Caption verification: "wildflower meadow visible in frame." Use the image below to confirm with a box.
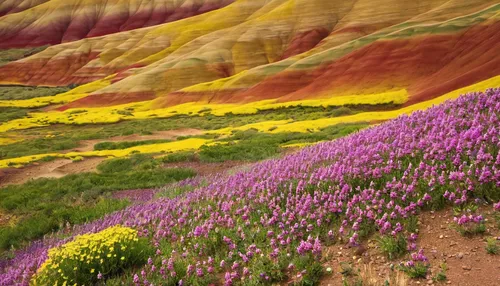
[1,89,500,285]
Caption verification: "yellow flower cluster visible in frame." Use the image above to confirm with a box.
[33,225,140,285]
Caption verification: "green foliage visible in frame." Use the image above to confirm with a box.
[4,103,370,160]
[0,46,49,66]
[199,124,367,163]
[377,235,408,260]
[96,154,157,173]
[0,198,128,252]
[340,262,355,277]
[161,151,197,163]
[486,237,499,255]
[0,107,32,123]
[297,260,324,286]
[0,155,196,251]
[400,262,428,279]
[455,222,486,237]
[0,85,71,100]
[94,139,172,151]
[0,136,79,159]
[494,213,500,230]
[433,263,447,282]
[199,139,280,163]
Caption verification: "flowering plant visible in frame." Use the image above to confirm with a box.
[399,249,429,278]
[2,89,500,285]
[32,225,152,285]
[453,214,486,236]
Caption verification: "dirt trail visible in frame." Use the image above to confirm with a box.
[69,128,203,152]
[0,157,105,187]
[0,129,204,187]
[320,208,500,286]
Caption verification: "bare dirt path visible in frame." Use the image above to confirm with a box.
[0,157,105,187]
[0,128,204,187]
[320,208,500,286]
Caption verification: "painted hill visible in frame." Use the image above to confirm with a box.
[0,0,233,48]
[0,0,48,17]
[0,0,498,114]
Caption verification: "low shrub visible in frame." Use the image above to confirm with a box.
[0,156,196,250]
[453,214,486,236]
[377,234,407,260]
[32,225,153,285]
[94,139,172,151]
[485,238,499,255]
[161,151,197,163]
[399,250,429,279]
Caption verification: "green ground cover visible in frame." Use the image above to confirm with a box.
[0,46,48,67]
[1,104,389,159]
[0,154,196,252]
[0,86,72,100]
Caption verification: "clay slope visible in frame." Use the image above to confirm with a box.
[0,0,49,17]
[0,0,499,109]
[0,0,233,48]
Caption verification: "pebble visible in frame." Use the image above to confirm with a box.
[462,265,472,271]
[457,252,464,259]
[449,242,457,246]
[439,235,444,239]
[427,280,433,285]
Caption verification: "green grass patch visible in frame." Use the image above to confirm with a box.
[199,123,367,163]
[0,154,196,251]
[0,136,79,159]
[0,107,31,123]
[93,139,172,151]
[0,85,72,100]
[161,151,197,163]
[377,234,408,260]
[0,46,48,66]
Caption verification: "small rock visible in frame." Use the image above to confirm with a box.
[457,252,464,259]
[427,280,433,285]
[447,281,451,284]
[355,246,367,255]
[449,242,457,246]
[462,265,472,271]
[439,235,444,239]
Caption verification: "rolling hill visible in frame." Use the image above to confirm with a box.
[0,0,497,112]
[1,1,500,285]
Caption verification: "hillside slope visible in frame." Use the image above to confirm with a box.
[0,0,233,48]
[0,0,498,114]
[2,88,499,285]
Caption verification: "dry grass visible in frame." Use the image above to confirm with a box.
[358,262,409,286]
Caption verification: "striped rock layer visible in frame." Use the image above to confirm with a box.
[0,0,499,110]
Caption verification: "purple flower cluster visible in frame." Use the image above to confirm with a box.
[453,214,484,226]
[405,249,429,268]
[494,201,500,211]
[2,89,500,285]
